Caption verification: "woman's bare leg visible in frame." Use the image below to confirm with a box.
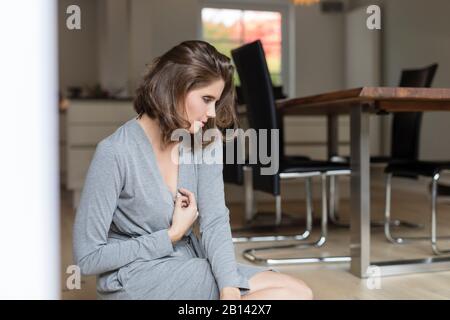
[241,287,309,300]
[241,271,313,300]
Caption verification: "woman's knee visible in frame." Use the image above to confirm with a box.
[290,281,313,300]
[276,275,313,300]
[252,271,313,300]
[268,285,313,300]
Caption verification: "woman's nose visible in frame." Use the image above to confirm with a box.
[206,103,216,118]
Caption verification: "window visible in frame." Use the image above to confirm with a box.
[202,7,283,86]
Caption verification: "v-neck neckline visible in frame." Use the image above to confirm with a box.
[133,117,181,204]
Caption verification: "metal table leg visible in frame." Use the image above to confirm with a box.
[350,103,371,278]
[349,103,450,278]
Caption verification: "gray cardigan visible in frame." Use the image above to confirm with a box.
[72,117,273,299]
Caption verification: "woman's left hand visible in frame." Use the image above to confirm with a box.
[220,287,241,300]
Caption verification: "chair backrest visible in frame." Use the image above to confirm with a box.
[231,40,279,132]
[231,40,281,195]
[391,63,438,160]
[223,136,244,185]
[398,63,438,88]
[235,85,287,105]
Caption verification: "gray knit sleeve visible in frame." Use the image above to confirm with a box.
[72,139,174,276]
[197,132,248,292]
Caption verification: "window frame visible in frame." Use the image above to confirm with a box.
[198,0,295,97]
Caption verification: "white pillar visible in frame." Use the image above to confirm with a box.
[0,0,60,299]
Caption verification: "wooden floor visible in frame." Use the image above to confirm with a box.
[61,178,450,300]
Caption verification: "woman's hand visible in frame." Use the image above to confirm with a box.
[220,287,241,300]
[168,187,198,243]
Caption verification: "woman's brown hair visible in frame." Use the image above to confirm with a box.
[133,40,239,149]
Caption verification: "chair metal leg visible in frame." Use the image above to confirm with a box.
[243,166,307,228]
[243,166,256,224]
[328,174,349,227]
[332,174,340,218]
[327,156,422,229]
[329,171,423,229]
[305,177,313,233]
[242,174,351,265]
[431,173,450,255]
[232,176,314,243]
[384,173,399,243]
[385,172,450,247]
[275,195,282,226]
[328,156,345,227]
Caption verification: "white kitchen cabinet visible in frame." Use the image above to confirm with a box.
[65,99,135,208]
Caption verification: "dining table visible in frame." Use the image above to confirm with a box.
[274,86,450,278]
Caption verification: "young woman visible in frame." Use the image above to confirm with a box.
[73,40,313,300]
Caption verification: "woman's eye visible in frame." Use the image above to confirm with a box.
[203,97,212,103]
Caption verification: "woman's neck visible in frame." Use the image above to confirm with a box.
[138,114,175,152]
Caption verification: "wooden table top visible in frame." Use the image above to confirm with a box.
[276,87,450,115]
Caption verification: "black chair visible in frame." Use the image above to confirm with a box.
[379,63,450,254]
[330,63,439,228]
[387,63,438,165]
[222,130,255,227]
[222,105,245,188]
[230,40,351,265]
[384,161,450,255]
[380,65,450,255]
[223,137,244,185]
[235,85,287,105]
[222,105,310,229]
[231,66,310,229]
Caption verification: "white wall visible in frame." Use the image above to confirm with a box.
[129,0,155,93]
[345,6,381,88]
[58,0,98,94]
[97,0,130,96]
[350,0,450,160]
[294,3,346,96]
[384,0,450,161]
[128,0,200,92]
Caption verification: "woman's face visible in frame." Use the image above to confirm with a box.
[183,79,225,134]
